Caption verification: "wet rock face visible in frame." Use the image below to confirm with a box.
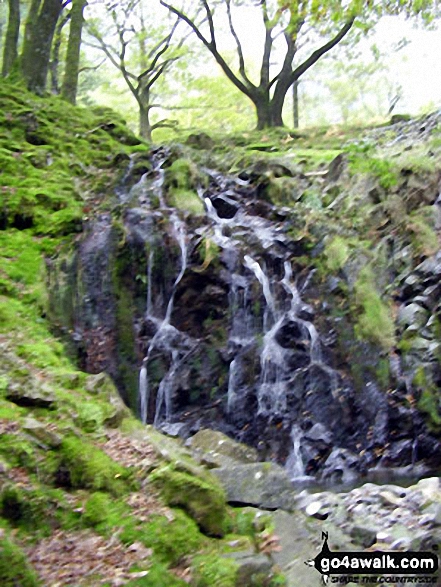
[48,147,441,480]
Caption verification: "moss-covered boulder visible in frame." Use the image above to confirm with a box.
[57,435,133,495]
[149,463,228,536]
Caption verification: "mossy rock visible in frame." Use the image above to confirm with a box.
[58,435,133,496]
[149,464,228,536]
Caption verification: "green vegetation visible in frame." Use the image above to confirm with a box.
[0,535,41,587]
[353,267,396,350]
[149,464,228,536]
[165,158,206,214]
[59,435,134,495]
[1,53,441,584]
[324,236,351,272]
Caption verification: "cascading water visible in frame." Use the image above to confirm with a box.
[58,144,440,482]
[135,156,194,425]
[128,154,356,476]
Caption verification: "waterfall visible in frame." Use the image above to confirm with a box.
[138,165,190,424]
[132,154,346,474]
[285,425,308,480]
[139,359,149,425]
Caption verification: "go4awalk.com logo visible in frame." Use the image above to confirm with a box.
[305,532,439,584]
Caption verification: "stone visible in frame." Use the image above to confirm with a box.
[22,417,62,448]
[84,372,130,428]
[185,132,215,150]
[269,509,324,587]
[397,303,429,329]
[85,372,116,395]
[6,381,56,409]
[224,551,273,586]
[319,448,359,485]
[304,423,333,445]
[275,318,309,350]
[188,429,258,468]
[379,490,403,508]
[349,524,377,548]
[149,464,228,536]
[326,153,346,183]
[212,462,297,510]
[413,477,441,504]
[211,194,239,219]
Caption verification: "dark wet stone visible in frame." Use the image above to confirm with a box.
[326,153,346,183]
[275,319,309,350]
[319,448,360,484]
[211,194,239,219]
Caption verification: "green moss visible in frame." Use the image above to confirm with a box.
[75,401,108,433]
[413,367,441,428]
[407,208,439,257]
[117,509,203,566]
[0,433,37,470]
[164,158,206,214]
[349,152,398,190]
[59,435,134,495]
[170,188,205,214]
[192,554,238,587]
[265,176,298,205]
[82,491,131,533]
[353,267,395,350]
[324,236,350,272]
[418,388,441,428]
[196,237,220,272]
[125,563,188,586]
[149,464,228,536]
[0,536,40,587]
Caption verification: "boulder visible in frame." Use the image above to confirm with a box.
[185,132,215,150]
[84,372,130,427]
[22,417,62,448]
[187,429,259,468]
[149,464,228,536]
[212,462,297,510]
[6,381,56,409]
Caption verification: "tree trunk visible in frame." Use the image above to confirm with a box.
[21,0,63,94]
[61,0,87,104]
[50,11,70,94]
[293,81,299,128]
[255,99,285,129]
[21,0,42,64]
[139,104,152,141]
[2,0,20,77]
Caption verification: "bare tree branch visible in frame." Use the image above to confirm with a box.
[290,17,355,85]
[225,0,250,86]
[160,0,256,98]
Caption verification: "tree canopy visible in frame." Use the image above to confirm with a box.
[1,0,440,134]
[160,0,441,128]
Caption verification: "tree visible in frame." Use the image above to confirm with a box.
[160,0,441,129]
[86,0,188,140]
[61,0,88,103]
[2,0,20,77]
[50,9,71,93]
[21,0,65,93]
